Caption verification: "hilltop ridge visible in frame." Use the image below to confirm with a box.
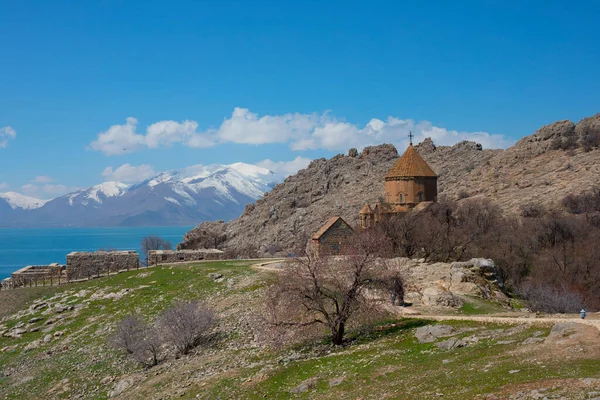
[180,113,600,254]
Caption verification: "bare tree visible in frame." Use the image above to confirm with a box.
[264,229,392,346]
[109,314,146,354]
[141,236,172,265]
[132,325,165,367]
[157,301,215,356]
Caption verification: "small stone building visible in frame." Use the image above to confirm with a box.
[309,216,354,254]
[148,249,224,266]
[66,251,139,280]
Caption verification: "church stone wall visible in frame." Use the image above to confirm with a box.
[66,251,139,280]
[385,177,437,205]
[148,249,224,266]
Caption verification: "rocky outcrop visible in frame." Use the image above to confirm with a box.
[395,257,507,308]
[180,113,600,255]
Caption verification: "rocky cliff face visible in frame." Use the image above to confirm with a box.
[180,113,600,254]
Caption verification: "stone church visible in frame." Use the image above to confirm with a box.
[310,139,438,254]
[360,140,438,228]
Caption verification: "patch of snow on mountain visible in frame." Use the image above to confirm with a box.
[148,171,180,187]
[68,193,79,206]
[188,168,268,204]
[171,184,197,206]
[0,192,47,210]
[164,197,182,206]
[227,162,277,185]
[86,182,128,204]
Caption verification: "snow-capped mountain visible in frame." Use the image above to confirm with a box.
[0,192,47,210]
[0,163,278,227]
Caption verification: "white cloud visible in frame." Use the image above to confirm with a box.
[0,182,8,190]
[215,107,320,145]
[43,184,80,196]
[256,156,312,181]
[21,183,81,199]
[90,118,214,155]
[0,126,16,148]
[89,117,146,156]
[90,109,513,156]
[34,176,53,183]
[101,163,156,183]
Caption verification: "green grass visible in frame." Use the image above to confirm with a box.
[194,320,599,400]
[2,261,600,400]
[458,295,508,315]
[0,260,259,400]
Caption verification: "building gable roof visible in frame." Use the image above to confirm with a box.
[385,144,437,179]
[360,203,374,214]
[312,216,353,240]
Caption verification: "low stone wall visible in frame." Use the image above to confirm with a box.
[66,251,139,280]
[9,264,66,287]
[148,249,224,266]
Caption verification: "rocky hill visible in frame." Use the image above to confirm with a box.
[179,113,600,254]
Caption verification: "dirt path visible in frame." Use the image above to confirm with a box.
[402,312,600,332]
[251,259,288,271]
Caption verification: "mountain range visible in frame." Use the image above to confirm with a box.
[0,163,276,227]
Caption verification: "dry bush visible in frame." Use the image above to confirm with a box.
[263,229,392,346]
[132,325,165,367]
[157,301,215,356]
[109,314,146,354]
[377,214,419,258]
[520,202,545,218]
[519,283,584,313]
[141,235,172,265]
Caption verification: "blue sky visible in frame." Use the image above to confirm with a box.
[1,0,599,199]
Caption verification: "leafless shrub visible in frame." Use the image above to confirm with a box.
[109,314,146,354]
[131,325,165,367]
[520,202,545,218]
[519,282,584,313]
[141,236,172,265]
[157,301,215,356]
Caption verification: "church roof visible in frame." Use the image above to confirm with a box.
[312,216,352,240]
[359,204,374,214]
[385,144,437,179]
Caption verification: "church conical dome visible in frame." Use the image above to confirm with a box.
[385,144,436,179]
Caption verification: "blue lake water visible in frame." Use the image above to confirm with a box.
[0,226,193,280]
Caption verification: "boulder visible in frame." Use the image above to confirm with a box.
[422,286,462,308]
[415,325,454,343]
[109,377,135,398]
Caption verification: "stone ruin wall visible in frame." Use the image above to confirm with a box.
[148,249,224,266]
[66,251,139,280]
[5,264,66,288]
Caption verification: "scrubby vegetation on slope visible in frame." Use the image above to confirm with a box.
[1,260,600,399]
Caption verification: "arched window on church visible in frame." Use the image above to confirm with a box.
[398,193,403,203]
[417,192,423,202]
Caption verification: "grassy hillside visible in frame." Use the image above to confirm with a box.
[1,261,599,399]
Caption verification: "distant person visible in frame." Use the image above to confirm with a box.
[580,309,586,319]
